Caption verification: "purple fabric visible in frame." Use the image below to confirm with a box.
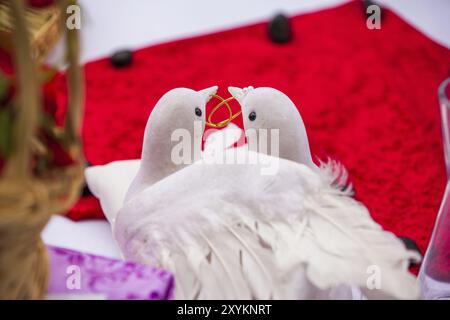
[47,245,174,299]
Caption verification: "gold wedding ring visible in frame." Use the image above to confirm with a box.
[206,94,241,128]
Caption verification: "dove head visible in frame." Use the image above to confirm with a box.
[126,86,217,201]
[228,86,315,168]
[148,87,215,138]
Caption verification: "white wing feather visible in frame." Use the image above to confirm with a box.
[114,150,420,299]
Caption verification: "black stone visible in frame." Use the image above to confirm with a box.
[362,0,383,18]
[398,236,421,267]
[398,236,420,253]
[268,14,292,44]
[111,49,133,68]
[81,161,93,197]
[81,183,92,197]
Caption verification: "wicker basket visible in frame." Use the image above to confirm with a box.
[0,2,62,61]
[0,0,84,300]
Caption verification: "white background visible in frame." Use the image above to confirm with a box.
[43,0,450,258]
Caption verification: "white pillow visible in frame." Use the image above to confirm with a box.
[85,160,140,225]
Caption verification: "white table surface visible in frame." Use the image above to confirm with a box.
[42,0,450,258]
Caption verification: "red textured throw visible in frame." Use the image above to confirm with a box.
[61,2,450,258]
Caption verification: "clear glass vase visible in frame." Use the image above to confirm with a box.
[419,78,450,299]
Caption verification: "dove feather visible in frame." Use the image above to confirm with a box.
[115,154,420,299]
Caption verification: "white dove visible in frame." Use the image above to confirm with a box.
[113,86,420,300]
[124,86,218,204]
[228,86,316,169]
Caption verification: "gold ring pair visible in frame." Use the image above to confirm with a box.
[206,95,241,128]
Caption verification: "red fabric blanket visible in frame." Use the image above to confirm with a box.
[64,1,450,256]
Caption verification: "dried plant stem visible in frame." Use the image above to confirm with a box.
[0,0,84,300]
[60,0,84,148]
[6,0,41,181]
[0,0,49,300]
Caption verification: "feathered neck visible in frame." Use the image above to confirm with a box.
[124,108,202,202]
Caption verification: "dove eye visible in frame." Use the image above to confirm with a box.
[195,107,202,117]
[248,111,256,121]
